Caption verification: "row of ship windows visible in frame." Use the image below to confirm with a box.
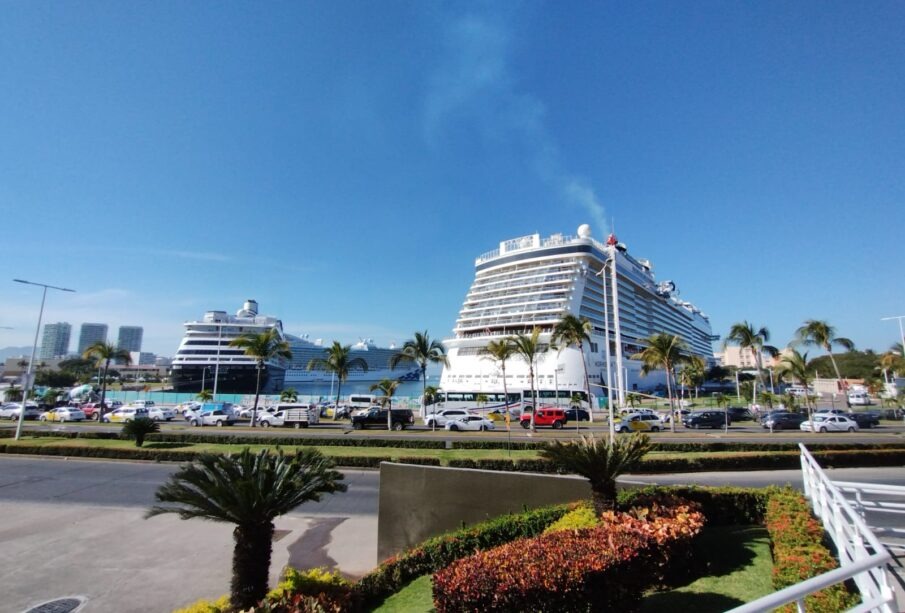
[176,349,247,356]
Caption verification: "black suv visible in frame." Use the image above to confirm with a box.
[683,410,730,429]
[845,412,880,429]
[351,408,415,431]
[761,411,806,430]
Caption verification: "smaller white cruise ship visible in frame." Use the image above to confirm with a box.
[283,336,422,384]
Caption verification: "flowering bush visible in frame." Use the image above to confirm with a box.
[432,499,704,612]
[765,489,858,612]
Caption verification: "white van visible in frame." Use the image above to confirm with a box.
[348,394,377,409]
[847,391,872,406]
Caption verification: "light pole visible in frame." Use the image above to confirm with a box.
[212,323,223,400]
[12,279,75,440]
[596,259,615,443]
[201,366,212,394]
[882,316,905,358]
[606,235,626,407]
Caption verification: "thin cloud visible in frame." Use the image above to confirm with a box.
[424,11,610,235]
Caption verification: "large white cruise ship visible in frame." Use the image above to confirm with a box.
[439,224,715,407]
[283,336,422,384]
[170,300,289,394]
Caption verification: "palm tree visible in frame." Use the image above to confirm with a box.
[280,387,299,403]
[389,331,448,421]
[508,328,547,432]
[631,333,688,433]
[483,338,516,448]
[540,433,651,514]
[196,389,213,402]
[308,342,367,420]
[4,385,23,402]
[146,449,346,610]
[423,385,440,407]
[83,342,132,421]
[794,320,854,385]
[551,314,593,413]
[776,349,816,431]
[122,417,159,448]
[370,378,400,430]
[725,322,778,405]
[229,329,292,427]
[679,355,706,400]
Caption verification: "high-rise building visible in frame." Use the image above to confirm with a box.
[117,326,143,352]
[40,322,71,359]
[77,323,109,354]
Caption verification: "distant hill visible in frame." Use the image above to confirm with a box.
[0,346,33,361]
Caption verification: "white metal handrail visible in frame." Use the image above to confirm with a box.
[728,444,895,613]
[835,480,905,546]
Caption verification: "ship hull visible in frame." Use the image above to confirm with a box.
[170,364,286,394]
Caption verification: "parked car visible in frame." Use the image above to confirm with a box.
[424,409,471,428]
[845,412,880,429]
[351,408,415,431]
[188,409,236,427]
[761,412,807,430]
[814,409,848,417]
[659,409,691,424]
[682,410,730,429]
[258,405,320,428]
[800,415,859,433]
[103,407,150,423]
[445,416,495,431]
[79,402,110,420]
[0,403,41,420]
[616,412,662,433]
[847,391,872,406]
[519,407,568,429]
[148,406,176,421]
[564,408,590,422]
[727,407,754,421]
[39,406,86,422]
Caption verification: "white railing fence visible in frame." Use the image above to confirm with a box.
[834,480,905,551]
[728,444,896,613]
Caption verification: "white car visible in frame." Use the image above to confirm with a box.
[187,409,235,427]
[103,407,150,423]
[39,406,87,422]
[148,406,176,421]
[445,415,495,432]
[257,411,286,427]
[425,409,471,428]
[800,415,859,433]
[0,403,41,420]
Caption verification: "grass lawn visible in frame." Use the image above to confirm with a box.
[373,575,434,613]
[640,526,773,612]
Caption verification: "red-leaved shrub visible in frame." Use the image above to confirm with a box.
[432,499,704,612]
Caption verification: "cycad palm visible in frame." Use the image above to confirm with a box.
[229,329,292,427]
[508,328,547,432]
[83,342,132,421]
[631,333,688,433]
[308,342,368,420]
[540,433,651,514]
[370,378,400,430]
[551,314,593,415]
[794,320,854,384]
[146,449,346,610]
[725,322,778,404]
[389,331,448,420]
[776,349,816,430]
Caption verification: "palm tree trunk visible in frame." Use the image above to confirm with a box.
[827,346,844,388]
[334,378,342,421]
[591,483,617,515]
[665,364,676,433]
[423,365,433,432]
[230,521,274,610]
[99,358,110,422]
[250,363,262,428]
[529,364,537,432]
[502,362,511,455]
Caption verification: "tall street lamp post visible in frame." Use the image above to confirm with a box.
[12,279,75,440]
[882,316,905,359]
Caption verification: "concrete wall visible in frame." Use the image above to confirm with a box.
[377,462,590,561]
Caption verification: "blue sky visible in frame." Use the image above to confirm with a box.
[1,1,903,356]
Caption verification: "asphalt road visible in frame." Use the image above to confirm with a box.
[4,456,905,612]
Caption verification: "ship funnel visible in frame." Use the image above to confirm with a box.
[243,299,258,315]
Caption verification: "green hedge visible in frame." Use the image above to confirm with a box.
[448,449,905,474]
[619,485,771,526]
[0,444,441,468]
[353,503,573,610]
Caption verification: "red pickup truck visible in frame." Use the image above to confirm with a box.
[519,407,568,429]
